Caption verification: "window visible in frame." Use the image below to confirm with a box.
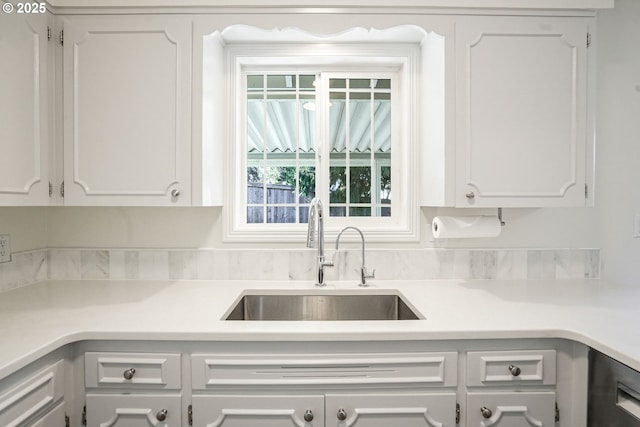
[244,72,394,225]
[208,25,438,242]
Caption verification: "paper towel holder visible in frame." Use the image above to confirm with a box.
[498,208,506,226]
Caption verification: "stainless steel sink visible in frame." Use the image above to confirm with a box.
[224,291,423,321]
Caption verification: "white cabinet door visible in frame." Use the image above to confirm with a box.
[326,393,457,427]
[62,15,191,206]
[86,393,181,427]
[455,17,590,207]
[30,402,65,427]
[0,12,51,205]
[0,359,65,427]
[466,391,556,427]
[191,394,324,427]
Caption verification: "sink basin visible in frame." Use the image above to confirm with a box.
[224,291,423,321]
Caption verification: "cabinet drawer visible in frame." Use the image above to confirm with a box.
[85,352,181,389]
[86,393,182,427]
[467,391,556,426]
[192,352,457,389]
[467,350,556,386]
[0,359,64,427]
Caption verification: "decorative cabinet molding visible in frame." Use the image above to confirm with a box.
[192,394,325,427]
[62,15,192,206]
[466,391,556,426]
[85,352,182,389]
[85,394,182,427]
[0,359,65,427]
[453,16,592,208]
[0,12,52,206]
[325,393,457,427]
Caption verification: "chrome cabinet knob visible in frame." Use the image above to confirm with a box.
[156,409,168,421]
[465,191,475,199]
[304,410,314,422]
[480,406,493,419]
[337,408,347,421]
[123,368,135,380]
[171,189,181,198]
[508,364,522,376]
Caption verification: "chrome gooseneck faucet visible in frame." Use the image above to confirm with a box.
[335,226,376,287]
[306,198,334,286]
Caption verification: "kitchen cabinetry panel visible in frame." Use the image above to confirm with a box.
[0,359,65,427]
[85,352,182,389]
[466,349,556,386]
[62,15,191,206]
[0,12,51,205]
[191,394,324,427]
[466,391,556,426]
[326,393,457,427]
[86,393,182,427]
[192,352,458,389]
[454,17,590,207]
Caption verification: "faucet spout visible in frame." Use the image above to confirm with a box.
[306,198,333,286]
[335,226,376,287]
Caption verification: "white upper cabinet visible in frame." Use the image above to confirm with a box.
[62,15,192,206]
[0,12,52,206]
[453,17,592,208]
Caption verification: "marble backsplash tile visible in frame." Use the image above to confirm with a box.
[0,247,600,293]
[0,249,48,293]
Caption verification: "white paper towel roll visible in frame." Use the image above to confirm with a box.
[432,215,502,239]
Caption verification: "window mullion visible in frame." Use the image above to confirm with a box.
[370,81,377,215]
[345,79,351,217]
[262,75,268,223]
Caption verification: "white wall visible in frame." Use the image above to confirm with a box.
[40,206,600,250]
[594,0,640,285]
[0,208,47,252]
[7,5,635,259]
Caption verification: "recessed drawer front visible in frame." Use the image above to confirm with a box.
[467,350,556,386]
[192,352,458,389]
[85,352,181,389]
[0,359,64,427]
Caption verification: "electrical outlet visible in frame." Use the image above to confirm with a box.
[635,215,640,239]
[0,234,10,263]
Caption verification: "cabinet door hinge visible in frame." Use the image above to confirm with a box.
[188,404,193,426]
[65,413,70,427]
[455,403,460,424]
[82,404,87,426]
[60,181,65,198]
[585,183,589,198]
[555,402,560,422]
[587,32,592,48]
[59,29,64,46]
[49,182,53,197]
[47,26,51,41]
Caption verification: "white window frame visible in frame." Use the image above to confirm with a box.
[221,36,421,243]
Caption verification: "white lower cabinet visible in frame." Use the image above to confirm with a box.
[49,340,583,427]
[466,392,556,427]
[86,393,182,427]
[191,394,324,427]
[0,359,65,427]
[465,350,558,426]
[84,352,183,427]
[325,393,457,427]
[30,401,66,427]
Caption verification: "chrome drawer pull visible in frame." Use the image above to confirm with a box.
[156,409,168,421]
[304,410,314,422]
[480,406,493,419]
[508,364,522,377]
[123,368,136,380]
[337,408,347,421]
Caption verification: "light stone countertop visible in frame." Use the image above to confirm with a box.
[0,278,637,380]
